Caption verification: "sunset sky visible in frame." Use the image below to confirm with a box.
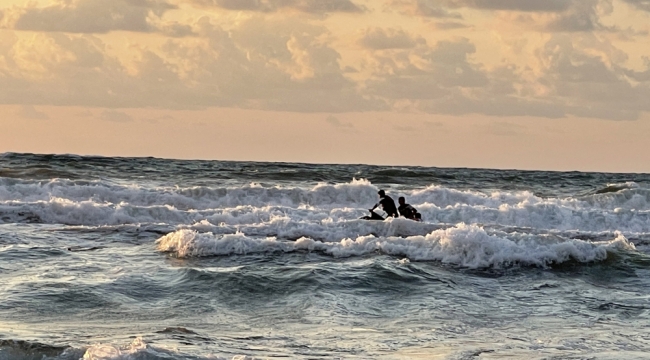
[1,0,649,172]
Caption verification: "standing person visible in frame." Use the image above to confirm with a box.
[370,190,399,218]
[397,197,418,220]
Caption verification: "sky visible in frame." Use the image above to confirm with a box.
[1,0,650,172]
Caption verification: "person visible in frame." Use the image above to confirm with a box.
[368,189,398,219]
[397,197,418,220]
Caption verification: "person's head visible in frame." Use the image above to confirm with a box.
[398,197,405,205]
[378,190,385,197]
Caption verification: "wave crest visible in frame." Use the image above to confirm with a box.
[156,224,635,269]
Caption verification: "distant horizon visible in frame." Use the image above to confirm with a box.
[4,150,649,175]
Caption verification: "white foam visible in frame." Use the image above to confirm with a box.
[156,224,635,268]
[417,200,650,233]
[187,216,442,242]
[156,230,292,257]
[82,337,153,360]
[81,337,255,360]
[2,179,650,234]
[0,178,378,209]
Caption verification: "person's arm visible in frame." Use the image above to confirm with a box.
[372,198,386,211]
[409,205,418,219]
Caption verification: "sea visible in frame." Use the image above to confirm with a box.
[1,152,649,360]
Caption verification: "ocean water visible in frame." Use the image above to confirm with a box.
[1,153,650,360]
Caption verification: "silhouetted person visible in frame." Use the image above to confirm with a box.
[370,190,398,218]
[398,197,418,220]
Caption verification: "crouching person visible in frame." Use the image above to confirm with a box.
[398,197,422,221]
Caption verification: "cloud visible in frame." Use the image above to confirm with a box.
[360,32,647,120]
[188,0,364,14]
[388,0,462,18]
[389,0,573,20]
[100,110,134,122]
[358,28,426,50]
[446,0,572,12]
[3,0,176,34]
[144,115,176,124]
[364,38,489,103]
[423,120,448,133]
[326,115,354,128]
[532,34,650,120]
[0,32,146,107]
[0,2,648,122]
[389,0,624,34]
[622,60,650,81]
[17,105,49,119]
[622,0,650,12]
[456,0,647,36]
[415,91,567,118]
[0,17,376,112]
[539,0,611,32]
[158,22,197,37]
[221,17,375,111]
[433,21,469,30]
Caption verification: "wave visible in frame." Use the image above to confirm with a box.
[593,182,639,194]
[0,339,81,360]
[81,337,194,360]
[3,178,650,211]
[186,216,443,242]
[155,224,635,269]
[81,338,259,360]
[410,183,650,211]
[0,178,378,209]
[0,337,251,360]
[3,195,649,237]
[2,179,650,233]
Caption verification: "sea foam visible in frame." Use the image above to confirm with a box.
[156,224,635,268]
[81,337,254,360]
[2,179,650,233]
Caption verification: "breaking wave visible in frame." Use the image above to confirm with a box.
[0,337,253,360]
[1,179,650,234]
[155,224,635,269]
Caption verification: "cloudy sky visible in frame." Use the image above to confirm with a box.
[1,0,649,172]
